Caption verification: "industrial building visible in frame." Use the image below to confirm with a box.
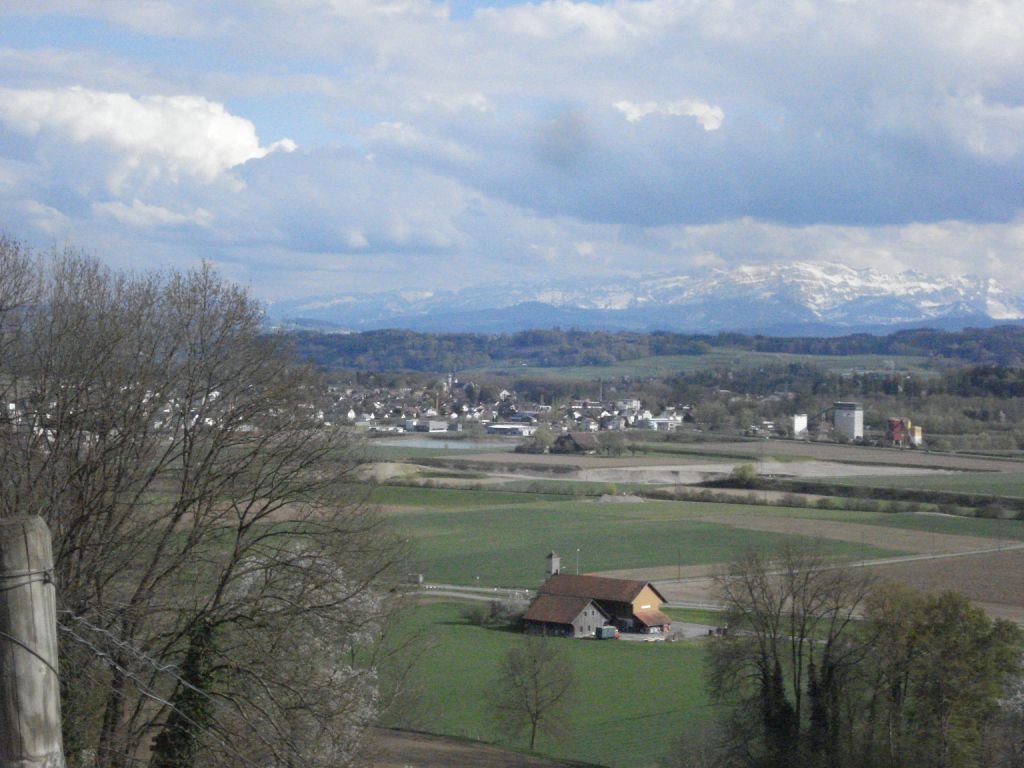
[886,417,923,447]
[832,402,864,441]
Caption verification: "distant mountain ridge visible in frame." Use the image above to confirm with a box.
[269,262,1024,334]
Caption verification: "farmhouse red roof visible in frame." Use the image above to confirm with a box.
[523,594,606,624]
[540,574,667,604]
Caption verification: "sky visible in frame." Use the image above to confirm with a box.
[1,0,1024,303]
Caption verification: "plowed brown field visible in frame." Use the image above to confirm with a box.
[367,729,582,768]
[604,513,1024,625]
[867,549,1024,623]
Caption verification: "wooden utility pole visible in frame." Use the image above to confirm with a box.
[0,516,65,768]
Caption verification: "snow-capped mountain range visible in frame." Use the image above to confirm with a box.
[269,262,1024,335]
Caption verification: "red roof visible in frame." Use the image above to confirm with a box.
[540,574,667,604]
[523,594,608,625]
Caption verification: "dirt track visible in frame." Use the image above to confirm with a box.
[367,729,582,768]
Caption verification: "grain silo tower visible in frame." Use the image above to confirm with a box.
[832,402,863,441]
[545,551,561,580]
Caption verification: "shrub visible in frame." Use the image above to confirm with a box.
[464,600,526,628]
[730,463,757,488]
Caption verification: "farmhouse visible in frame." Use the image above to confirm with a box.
[523,554,671,637]
[521,592,612,638]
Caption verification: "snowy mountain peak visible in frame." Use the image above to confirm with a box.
[269,261,1024,334]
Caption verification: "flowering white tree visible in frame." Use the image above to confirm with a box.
[0,236,404,768]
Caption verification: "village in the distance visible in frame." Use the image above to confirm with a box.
[5,1,1024,766]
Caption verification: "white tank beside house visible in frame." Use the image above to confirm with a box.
[792,413,808,438]
[833,402,864,440]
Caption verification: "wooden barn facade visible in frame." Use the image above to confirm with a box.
[523,573,671,638]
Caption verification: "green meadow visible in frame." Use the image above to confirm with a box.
[383,494,901,588]
[368,484,574,508]
[825,470,1024,498]
[381,602,712,768]
[375,476,1024,766]
[845,508,1024,541]
[460,350,935,380]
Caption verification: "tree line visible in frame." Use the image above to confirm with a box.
[692,544,1024,768]
[290,325,1024,373]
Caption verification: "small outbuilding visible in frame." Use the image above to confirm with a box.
[551,432,600,454]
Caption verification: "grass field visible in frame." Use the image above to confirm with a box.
[825,470,1024,498]
[386,497,901,587]
[381,602,711,768]
[376,475,1024,767]
[369,477,655,499]
[849,509,1024,541]
[369,484,576,507]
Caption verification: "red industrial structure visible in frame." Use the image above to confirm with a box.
[886,417,923,447]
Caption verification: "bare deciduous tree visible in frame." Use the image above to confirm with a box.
[707,545,1024,768]
[0,238,405,768]
[709,543,874,768]
[492,634,577,751]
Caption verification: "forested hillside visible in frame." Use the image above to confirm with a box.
[289,325,1024,372]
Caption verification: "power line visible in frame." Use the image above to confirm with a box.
[0,628,60,677]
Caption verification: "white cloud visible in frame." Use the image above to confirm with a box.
[345,230,369,249]
[478,0,639,42]
[323,0,447,20]
[0,0,218,36]
[869,90,1024,163]
[0,163,17,192]
[614,99,725,131]
[4,1,1024,301]
[366,121,476,163]
[942,93,1024,161]
[529,243,560,262]
[418,92,492,114]
[92,198,213,228]
[18,198,69,237]
[0,86,295,191]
